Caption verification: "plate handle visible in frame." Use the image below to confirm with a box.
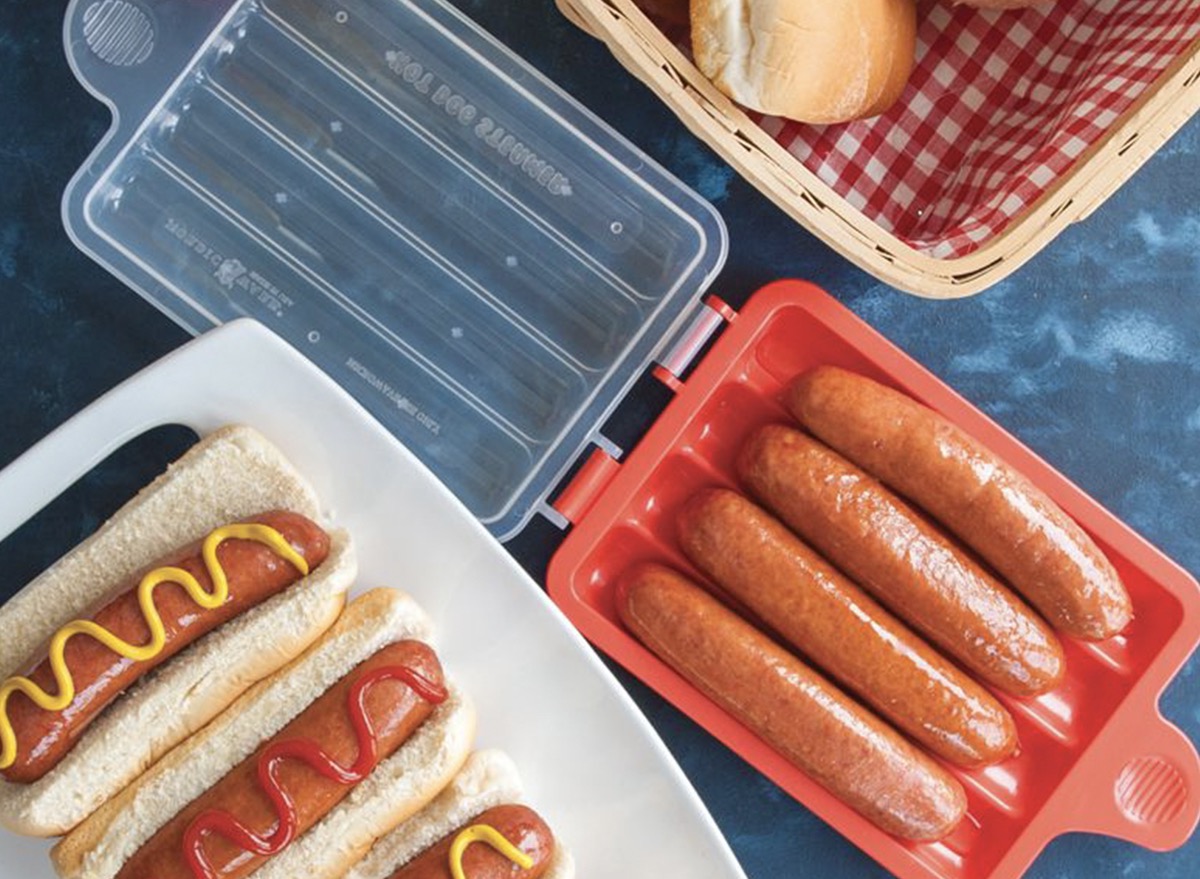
[1064,709,1200,852]
[0,325,256,544]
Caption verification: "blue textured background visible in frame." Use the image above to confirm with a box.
[1,1,1198,878]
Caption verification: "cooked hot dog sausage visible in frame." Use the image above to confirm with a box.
[387,804,555,879]
[618,563,967,841]
[679,489,1017,767]
[739,424,1066,697]
[2,510,329,784]
[115,639,444,879]
[786,366,1132,641]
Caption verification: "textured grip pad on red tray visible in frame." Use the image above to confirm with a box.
[1116,755,1189,826]
[1067,711,1199,852]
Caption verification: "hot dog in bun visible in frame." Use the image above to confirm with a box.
[0,425,356,836]
[347,750,574,879]
[52,588,475,879]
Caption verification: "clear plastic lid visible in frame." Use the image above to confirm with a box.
[62,0,727,539]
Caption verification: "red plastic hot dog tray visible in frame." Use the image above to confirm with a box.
[546,279,1200,879]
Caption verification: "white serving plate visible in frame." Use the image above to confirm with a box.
[0,319,747,878]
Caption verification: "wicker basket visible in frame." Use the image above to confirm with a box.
[557,0,1200,298]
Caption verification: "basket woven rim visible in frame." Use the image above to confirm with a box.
[562,0,1200,298]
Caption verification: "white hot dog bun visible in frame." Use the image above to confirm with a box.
[691,0,918,124]
[0,425,355,837]
[347,749,574,879]
[52,588,476,879]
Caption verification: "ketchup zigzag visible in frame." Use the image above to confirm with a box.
[183,665,447,879]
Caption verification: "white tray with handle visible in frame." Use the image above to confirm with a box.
[0,318,748,879]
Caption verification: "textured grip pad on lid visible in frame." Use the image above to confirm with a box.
[82,0,155,67]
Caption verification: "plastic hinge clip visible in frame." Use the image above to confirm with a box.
[653,294,736,392]
[550,445,623,527]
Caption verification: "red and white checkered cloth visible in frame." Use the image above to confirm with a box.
[672,1,1200,259]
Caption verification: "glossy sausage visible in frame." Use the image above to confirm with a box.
[115,639,445,879]
[386,804,555,879]
[2,510,330,784]
[618,563,967,841]
[786,366,1132,641]
[739,424,1066,696]
[679,488,1017,767]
